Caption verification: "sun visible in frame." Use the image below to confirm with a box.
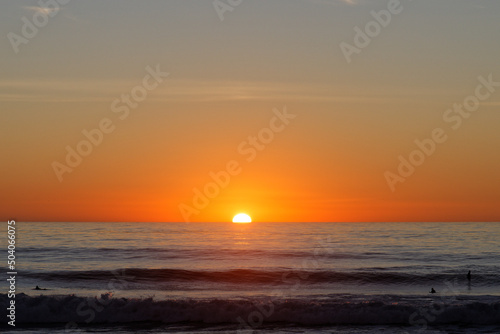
[232,213,252,223]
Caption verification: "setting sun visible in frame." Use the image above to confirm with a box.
[232,213,252,223]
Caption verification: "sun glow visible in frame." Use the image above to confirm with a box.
[232,213,252,223]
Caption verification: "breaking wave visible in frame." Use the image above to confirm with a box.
[21,268,500,287]
[2,293,499,326]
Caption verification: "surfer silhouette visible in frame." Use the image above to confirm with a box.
[467,270,472,291]
[430,288,436,294]
[34,285,47,290]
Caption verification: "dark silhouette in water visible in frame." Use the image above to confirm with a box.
[467,270,471,281]
[34,285,48,291]
[430,288,436,294]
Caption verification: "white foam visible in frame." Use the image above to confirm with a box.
[3,293,499,326]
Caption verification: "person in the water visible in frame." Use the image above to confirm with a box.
[467,270,471,281]
[430,288,436,293]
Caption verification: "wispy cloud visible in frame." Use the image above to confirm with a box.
[338,0,357,5]
[22,6,60,16]
[308,0,359,6]
[0,78,458,104]
[62,12,91,25]
[22,5,91,25]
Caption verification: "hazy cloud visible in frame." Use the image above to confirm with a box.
[22,5,60,15]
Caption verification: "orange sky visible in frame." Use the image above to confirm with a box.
[1,1,499,222]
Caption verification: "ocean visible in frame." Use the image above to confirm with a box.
[1,222,499,333]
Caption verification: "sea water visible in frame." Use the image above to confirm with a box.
[1,222,499,333]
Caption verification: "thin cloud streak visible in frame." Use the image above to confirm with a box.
[307,0,359,6]
[22,5,59,15]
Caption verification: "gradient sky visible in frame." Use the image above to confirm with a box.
[1,0,499,222]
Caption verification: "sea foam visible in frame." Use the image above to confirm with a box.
[2,293,499,326]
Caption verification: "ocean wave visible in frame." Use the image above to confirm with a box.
[21,268,500,286]
[16,247,377,261]
[2,293,499,326]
